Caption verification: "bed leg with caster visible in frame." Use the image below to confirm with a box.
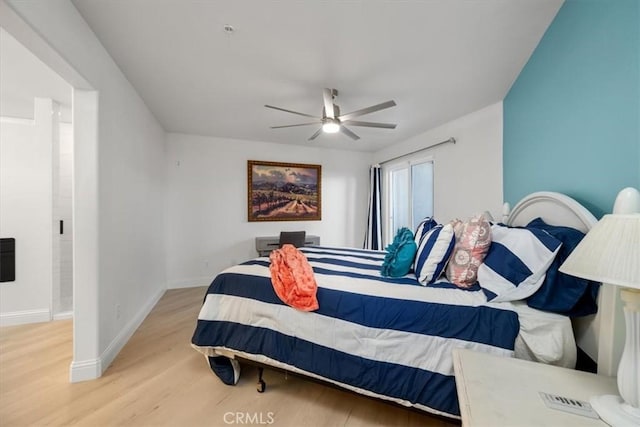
[256,367,266,393]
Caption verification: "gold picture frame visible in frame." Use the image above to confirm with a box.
[247,160,322,222]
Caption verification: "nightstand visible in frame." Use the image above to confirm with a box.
[452,348,619,426]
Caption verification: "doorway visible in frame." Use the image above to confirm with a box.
[0,27,74,323]
[53,120,74,319]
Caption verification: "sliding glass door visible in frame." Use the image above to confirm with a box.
[384,158,434,244]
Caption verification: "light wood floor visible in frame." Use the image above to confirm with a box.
[0,287,457,427]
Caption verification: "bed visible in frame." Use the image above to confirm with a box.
[191,191,603,420]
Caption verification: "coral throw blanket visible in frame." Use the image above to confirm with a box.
[269,244,319,311]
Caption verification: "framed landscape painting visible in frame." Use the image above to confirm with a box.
[248,160,321,222]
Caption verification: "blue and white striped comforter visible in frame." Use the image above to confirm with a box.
[191,246,520,419]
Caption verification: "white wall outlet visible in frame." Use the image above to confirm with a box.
[115,303,121,320]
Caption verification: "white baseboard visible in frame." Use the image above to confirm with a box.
[69,358,102,383]
[53,311,73,321]
[99,286,166,373]
[69,286,166,383]
[0,308,51,327]
[168,276,211,289]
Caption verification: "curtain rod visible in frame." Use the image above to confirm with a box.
[378,137,456,165]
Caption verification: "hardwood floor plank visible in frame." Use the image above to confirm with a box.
[0,287,458,426]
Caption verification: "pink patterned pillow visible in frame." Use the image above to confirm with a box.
[445,215,492,288]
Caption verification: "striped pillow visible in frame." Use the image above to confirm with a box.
[414,224,456,285]
[477,224,562,302]
[414,217,438,247]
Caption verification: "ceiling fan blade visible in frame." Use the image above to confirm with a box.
[265,104,318,119]
[340,125,360,140]
[338,100,396,121]
[323,88,335,119]
[308,128,323,141]
[341,120,396,129]
[271,122,320,129]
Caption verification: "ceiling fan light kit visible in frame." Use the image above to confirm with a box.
[322,119,340,133]
[266,88,397,141]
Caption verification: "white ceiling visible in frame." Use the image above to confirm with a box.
[71,0,562,152]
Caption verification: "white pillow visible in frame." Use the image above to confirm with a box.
[477,224,562,302]
[414,224,456,285]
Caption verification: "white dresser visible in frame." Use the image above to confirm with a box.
[255,235,320,257]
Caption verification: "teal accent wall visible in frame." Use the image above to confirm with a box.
[504,0,640,218]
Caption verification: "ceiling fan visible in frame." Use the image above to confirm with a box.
[265,88,397,141]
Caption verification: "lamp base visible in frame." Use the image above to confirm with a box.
[590,395,640,427]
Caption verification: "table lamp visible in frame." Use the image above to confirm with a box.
[559,187,640,427]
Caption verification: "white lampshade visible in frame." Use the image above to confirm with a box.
[559,213,640,289]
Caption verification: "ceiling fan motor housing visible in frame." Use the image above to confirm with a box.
[323,104,341,119]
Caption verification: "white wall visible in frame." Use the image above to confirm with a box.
[166,133,371,288]
[0,27,72,122]
[374,102,503,233]
[3,0,167,380]
[0,112,52,325]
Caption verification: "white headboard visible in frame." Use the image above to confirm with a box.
[505,191,597,233]
[503,191,617,374]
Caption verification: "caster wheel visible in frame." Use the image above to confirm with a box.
[257,380,266,393]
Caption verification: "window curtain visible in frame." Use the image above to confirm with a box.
[364,165,382,250]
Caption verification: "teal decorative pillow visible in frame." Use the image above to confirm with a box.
[381,227,417,277]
